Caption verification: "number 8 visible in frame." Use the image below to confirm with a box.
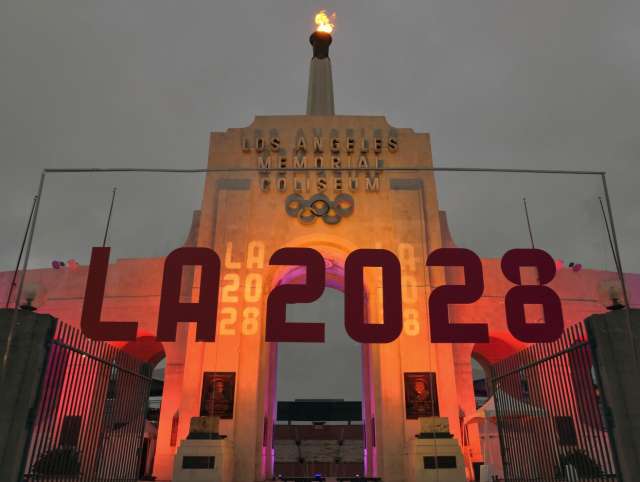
[501,248,564,342]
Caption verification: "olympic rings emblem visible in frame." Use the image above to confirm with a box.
[285,193,355,225]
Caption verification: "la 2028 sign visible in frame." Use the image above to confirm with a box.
[81,246,564,344]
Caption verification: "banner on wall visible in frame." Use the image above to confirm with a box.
[200,372,236,419]
[404,372,439,419]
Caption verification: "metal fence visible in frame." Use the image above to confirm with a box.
[21,321,152,482]
[491,322,620,481]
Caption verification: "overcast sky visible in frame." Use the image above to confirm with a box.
[2,0,639,399]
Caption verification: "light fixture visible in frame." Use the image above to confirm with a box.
[597,279,625,311]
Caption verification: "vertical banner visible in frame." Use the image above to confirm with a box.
[200,372,236,419]
[404,372,439,419]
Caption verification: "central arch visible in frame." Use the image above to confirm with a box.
[260,235,378,479]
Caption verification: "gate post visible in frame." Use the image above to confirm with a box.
[0,309,57,482]
[586,308,640,482]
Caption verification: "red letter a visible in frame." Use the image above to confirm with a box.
[157,247,221,342]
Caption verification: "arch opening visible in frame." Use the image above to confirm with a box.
[265,245,376,480]
[463,337,523,481]
[118,336,167,480]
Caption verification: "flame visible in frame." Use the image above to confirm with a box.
[314,10,335,34]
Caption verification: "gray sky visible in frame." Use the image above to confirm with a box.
[2,0,639,398]
[280,288,361,401]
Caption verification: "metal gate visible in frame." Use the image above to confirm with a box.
[491,322,620,481]
[21,321,152,482]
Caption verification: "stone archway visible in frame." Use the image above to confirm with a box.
[260,235,377,478]
[457,335,525,478]
[172,114,454,482]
